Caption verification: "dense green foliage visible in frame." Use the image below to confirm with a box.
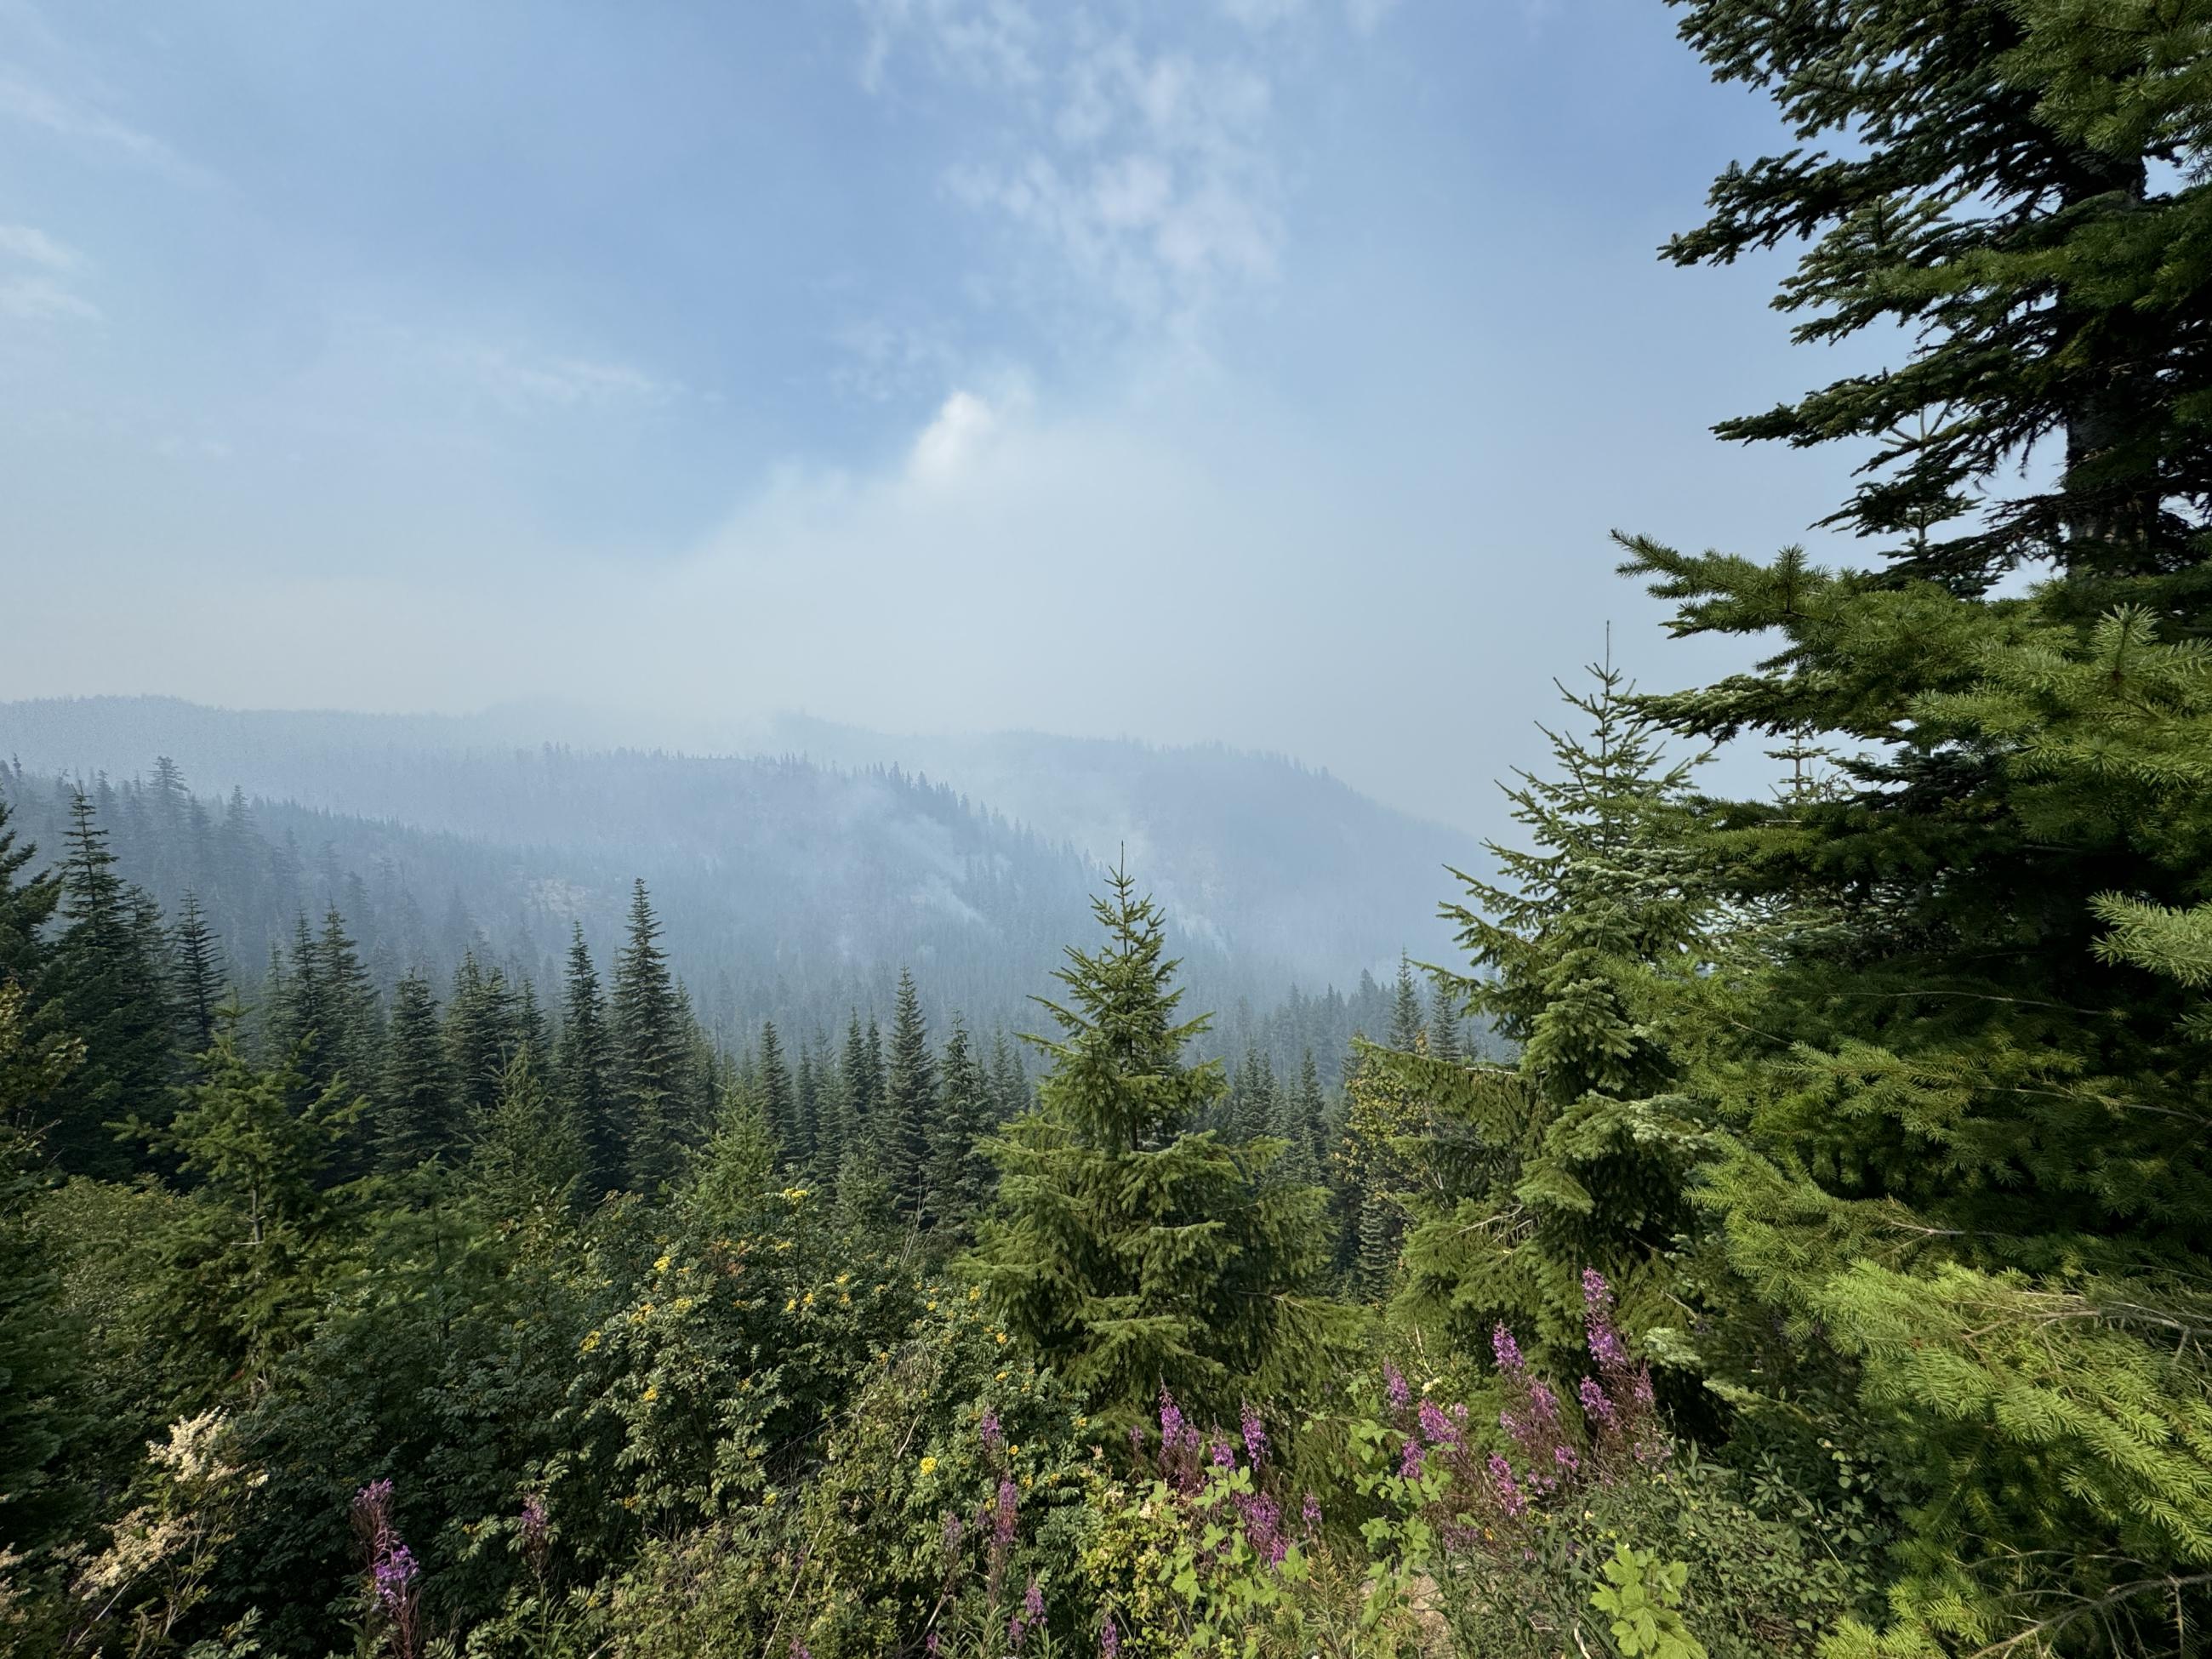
[3,3,2209,1655]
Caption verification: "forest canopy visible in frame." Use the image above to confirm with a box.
[4,1,2212,1656]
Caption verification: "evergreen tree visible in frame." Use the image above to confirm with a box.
[1668,0,2212,595]
[793,1037,824,1170]
[137,1006,363,1396]
[1383,662,1707,1365]
[1279,1047,1328,1185]
[171,889,224,1058]
[880,968,936,1223]
[687,1080,779,1239]
[988,1029,1030,1121]
[468,1050,584,1227]
[44,789,178,1177]
[378,972,453,1172]
[1427,978,1462,1064]
[926,1015,996,1235]
[556,925,618,1197]
[966,865,1343,1432]
[0,981,89,1555]
[0,791,61,993]
[1388,953,1423,1052]
[445,954,522,1126]
[755,1020,795,1156]
[612,880,689,1190]
[1604,7,2212,1637]
[516,978,548,1068]
[315,905,378,1092]
[1227,1049,1276,1143]
[823,1009,877,1177]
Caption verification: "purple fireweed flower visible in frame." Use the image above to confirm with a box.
[1127,1423,1147,1457]
[1417,1398,1461,1448]
[1009,1612,1030,1651]
[1488,1453,1527,1519]
[926,1633,940,1656]
[1210,1440,1235,1472]
[1582,1268,1613,1320]
[1579,1377,1616,1424]
[1399,1438,1426,1479]
[993,1479,1018,1549]
[1588,1320,1630,1371]
[791,1643,812,1659]
[1554,1444,1580,1476]
[1491,1324,1525,1375]
[1237,1490,1286,1565]
[1101,1616,1121,1657]
[1300,1491,1322,1532]
[1383,1360,1410,1411]
[519,1492,548,1543]
[1024,1576,1045,1623]
[373,1544,419,1615]
[981,1411,1005,1454]
[1240,1403,1268,1466]
[1159,1389,1188,1450]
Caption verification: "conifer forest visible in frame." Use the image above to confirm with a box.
[5,2,2212,1656]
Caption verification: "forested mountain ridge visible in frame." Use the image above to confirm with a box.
[0,695,1477,986]
[0,741,1431,1081]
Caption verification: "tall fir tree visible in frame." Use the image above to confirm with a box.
[967,865,1343,1431]
[378,972,453,1172]
[468,1050,584,1228]
[755,1020,795,1158]
[0,982,88,1555]
[0,791,61,994]
[137,1006,363,1398]
[44,789,178,1177]
[987,1029,1029,1121]
[1383,662,1707,1366]
[1388,953,1424,1052]
[880,968,937,1223]
[1427,978,1462,1064]
[170,889,224,1058]
[926,1014,996,1235]
[1602,4,2212,1639]
[611,880,689,1190]
[556,924,619,1197]
[1667,0,2212,596]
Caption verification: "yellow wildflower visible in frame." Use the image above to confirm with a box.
[641,1386,658,1403]
[653,1253,673,1273]
[920,1457,938,1476]
[995,1331,1008,1346]
[784,1297,798,1314]
[580,1330,602,1353]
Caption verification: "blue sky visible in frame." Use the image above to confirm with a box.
[0,0,1882,834]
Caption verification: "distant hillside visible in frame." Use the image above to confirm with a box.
[0,696,1479,983]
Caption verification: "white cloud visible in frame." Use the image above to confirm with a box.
[0,220,95,321]
[455,346,676,412]
[0,66,212,184]
[0,221,80,270]
[0,273,98,320]
[907,388,1001,482]
[860,3,1305,337]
